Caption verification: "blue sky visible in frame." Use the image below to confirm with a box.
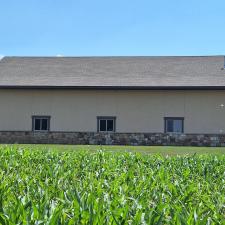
[0,0,225,56]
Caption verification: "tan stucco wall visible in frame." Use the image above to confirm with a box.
[0,89,224,134]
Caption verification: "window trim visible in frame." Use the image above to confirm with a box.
[97,116,116,132]
[32,116,51,132]
[164,117,184,133]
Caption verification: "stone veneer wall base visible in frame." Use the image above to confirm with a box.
[0,131,224,146]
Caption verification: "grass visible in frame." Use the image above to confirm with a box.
[4,144,225,155]
[0,145,224,224]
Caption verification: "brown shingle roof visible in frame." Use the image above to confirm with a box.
[0,56,224,89]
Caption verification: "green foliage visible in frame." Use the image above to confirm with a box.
[0,146,224,224]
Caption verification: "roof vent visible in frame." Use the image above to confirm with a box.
[221,56,225,70]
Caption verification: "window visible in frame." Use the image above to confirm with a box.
[97,117,116,132]
[32,116,50,131]
[164,117,184,133]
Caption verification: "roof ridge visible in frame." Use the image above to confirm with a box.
[3,55,225,58]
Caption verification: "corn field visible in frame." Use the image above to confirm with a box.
[0,146,224,224]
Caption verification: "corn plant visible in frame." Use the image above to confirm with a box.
[0,146,224,224]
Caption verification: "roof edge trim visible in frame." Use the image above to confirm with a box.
[0,85,225,90]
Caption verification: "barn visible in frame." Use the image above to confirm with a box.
[0,56,225,146]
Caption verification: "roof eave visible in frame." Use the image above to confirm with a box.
[0,85,225,90]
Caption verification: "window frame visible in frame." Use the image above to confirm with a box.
[164,117,184,133]
[97,116,116,132]
[32,116,51,132]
